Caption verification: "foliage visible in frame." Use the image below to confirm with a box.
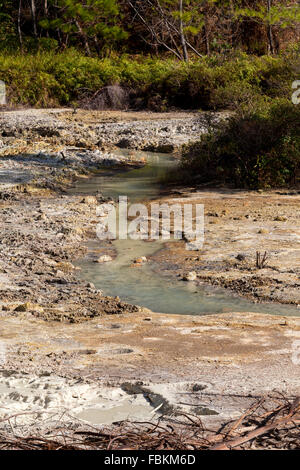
[235,2,300,29]
[0,1,18,50]
[39,0,126,54]
[0,1,299,57]
[174,100,300,189]
[0,51,297,109]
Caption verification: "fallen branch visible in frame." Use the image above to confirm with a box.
[0,394,298,450]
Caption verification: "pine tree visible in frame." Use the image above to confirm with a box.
[235,0,300,54]
[40,0,126,55]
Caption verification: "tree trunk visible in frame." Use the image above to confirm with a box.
[93,36,101,56]
[179,0,189,62]
[204,21,210,56]
[75,21,91,56]
[267,0,275,54]
[18,0,23,51]
[30,0,38,37]
[44,0,49,37]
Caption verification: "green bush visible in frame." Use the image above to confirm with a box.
[173,100,300,189]
[0,51,297,108]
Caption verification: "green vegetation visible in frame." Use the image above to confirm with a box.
[0,50,298,108]
[1,1,299,58]
[0,1,299,189]
[169,100,300,189]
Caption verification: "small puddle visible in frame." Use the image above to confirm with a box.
[77,403,153,425]
[73,149,300,317]
[0,371,155,426]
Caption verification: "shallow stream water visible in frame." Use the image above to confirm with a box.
[73,150,300,317]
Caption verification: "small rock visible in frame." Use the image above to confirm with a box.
[183,271,197,282]
[95,255,113,263]
[192,384,207,392]
[207,212,219,217]
[56,270,65,277]
[258,228,269,234]
[56,261,75,273]
[133,256,147,264]
[81,196,98,205]
[14,302,44,313]
[36,213,48,221]
[274,216,287,222]
[78,349,97,355]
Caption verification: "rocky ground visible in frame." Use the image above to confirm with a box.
[0,310,299,434]
[0,108,222,322]
[0,108,299,440]
[149,189,300,305]
[0,108,227,153]
[0,145,144,322]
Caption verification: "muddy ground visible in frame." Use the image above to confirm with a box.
[149,189,300,305]
[0,108,299,436]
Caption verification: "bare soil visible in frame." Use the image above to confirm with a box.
[0,108,299,439]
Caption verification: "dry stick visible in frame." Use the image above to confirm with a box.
[0,396,298,450]
[209,419,299,450]
[209,398,300,450]
[127,1,183,60]
[225,397,266,439]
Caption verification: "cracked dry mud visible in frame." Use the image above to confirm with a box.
[0,108,299,434]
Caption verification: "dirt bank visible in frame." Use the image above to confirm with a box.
[0,310,299,431]
[0,108,299,436]
[148,189,300,306]
[0,108,228,153]
[0,108,224,322]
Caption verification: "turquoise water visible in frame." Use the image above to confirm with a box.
[73,149,300,317]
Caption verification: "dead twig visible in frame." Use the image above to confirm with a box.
[0,394,298,450]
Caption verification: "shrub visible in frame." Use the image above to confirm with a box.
[173,100,300,189]
[0,51,297,109]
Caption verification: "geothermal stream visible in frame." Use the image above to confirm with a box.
[0,147,299,430]
[74,149,300,317]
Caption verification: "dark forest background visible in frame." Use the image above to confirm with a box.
[0,1,299,57]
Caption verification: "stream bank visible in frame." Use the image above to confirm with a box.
[0,108,299,433]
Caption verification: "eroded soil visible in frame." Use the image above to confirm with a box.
[149,189,300,305]
[0,108,299,434]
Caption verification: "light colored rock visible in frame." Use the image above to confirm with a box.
[134,256,147,264]
[14,302,44,313]
[55,270,65,277]
[95,255,113,263]
[81,196,98,205]
[36,213,48,221]
[56,261,75,273]
[183,271,197,282]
